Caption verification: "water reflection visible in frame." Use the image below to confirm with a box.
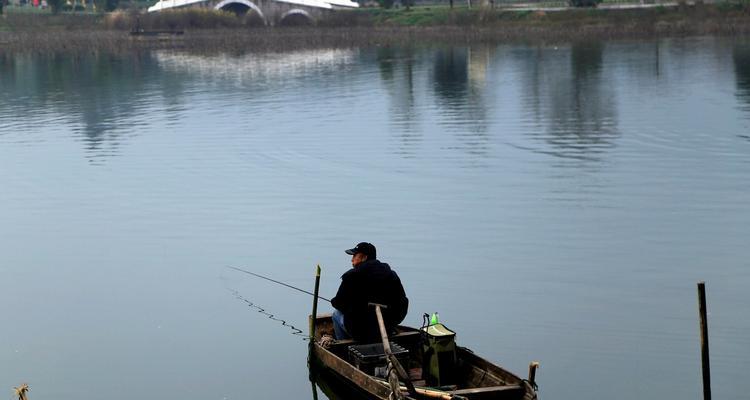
[1,40,750,400]
[518,42,619,163]
[376,47,422,157]
[0,51,186,161]
[0,49,362,162]
[152,48,357,83]
[432,47,491,159]
[152,48,360,137]
[310,366,368,400]
[5,41,745,168]
[433,48,469,105]
[733,42,750,122]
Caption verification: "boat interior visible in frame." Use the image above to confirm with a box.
[314,314,532,400]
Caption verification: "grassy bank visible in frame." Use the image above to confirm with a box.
[1,3,749,53]
[337,2,750,28]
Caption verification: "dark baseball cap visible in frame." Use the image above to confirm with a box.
[345,242,376,259]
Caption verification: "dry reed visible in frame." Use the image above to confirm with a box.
[13,383,29,400]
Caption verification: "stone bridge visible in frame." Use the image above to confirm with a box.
[148,0,358,26]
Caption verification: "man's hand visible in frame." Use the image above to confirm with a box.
[319,334,335,349]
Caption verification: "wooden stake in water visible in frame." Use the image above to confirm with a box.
[528,361,540,389]
[697,281,711,400]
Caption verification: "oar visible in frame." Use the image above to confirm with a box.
[370,303,418,399]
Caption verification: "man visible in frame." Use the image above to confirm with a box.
[331,242,408,342]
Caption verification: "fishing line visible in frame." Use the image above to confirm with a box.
[228,266,331,303]
[228,288,308,339]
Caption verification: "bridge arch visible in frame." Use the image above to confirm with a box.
[214,0,266,22]
[279,9,314,26]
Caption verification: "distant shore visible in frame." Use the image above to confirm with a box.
[1,3,749,53]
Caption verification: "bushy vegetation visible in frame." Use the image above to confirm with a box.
[104,9,270,30]
[331,2,750,26]
[334,6,478,26]
[95,0,120,12]
[378,0,395,8]
[62,3,87,11]
[47,0,64,13]
[568,0,602,7]
[716,0,750,12]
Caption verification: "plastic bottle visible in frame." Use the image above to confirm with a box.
[430,312,439,325]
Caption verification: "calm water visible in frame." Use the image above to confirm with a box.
[1,37,749,400]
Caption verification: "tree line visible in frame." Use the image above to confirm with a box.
[0,0,120,14]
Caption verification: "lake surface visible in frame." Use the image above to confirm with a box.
[1,36,749,400]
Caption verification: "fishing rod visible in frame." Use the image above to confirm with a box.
[229,266,331,303]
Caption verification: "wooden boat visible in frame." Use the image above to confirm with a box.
[309,313,538,400]
[129,29,185,38]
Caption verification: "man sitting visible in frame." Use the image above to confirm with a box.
[331,242,409,343]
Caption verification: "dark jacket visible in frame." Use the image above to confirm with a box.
[331,259,409,343]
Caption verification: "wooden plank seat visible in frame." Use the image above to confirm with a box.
[329,329,422,350]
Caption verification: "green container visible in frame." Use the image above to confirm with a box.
[421,323,457,386]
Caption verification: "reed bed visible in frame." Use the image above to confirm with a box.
[1,4,749,54]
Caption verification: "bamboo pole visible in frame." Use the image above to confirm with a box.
[310,265,321,342]
[310,381,319,400]
[697,281,711,400]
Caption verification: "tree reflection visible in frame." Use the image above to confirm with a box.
[376,46,422,157]
[433,47,469,106]
[733,42,750,124]
[519,42,619,163]
[432,46,491,160]
[372,46,492,162]
[0,51,188,162]
[376,46,398,83]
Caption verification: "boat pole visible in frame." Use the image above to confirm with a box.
[697,281,711,400]
[310,265,322,342]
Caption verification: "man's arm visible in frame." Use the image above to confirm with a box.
[331,270,355,315]
[389,273,409,324]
